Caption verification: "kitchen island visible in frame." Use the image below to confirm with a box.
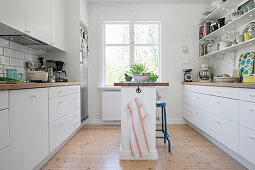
[114,82,169,160]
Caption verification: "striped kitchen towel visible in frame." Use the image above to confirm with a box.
[125,98,150,158]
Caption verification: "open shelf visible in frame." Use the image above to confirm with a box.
[200,8,255,43]
[200,38,255,58]
[200,0,243,25]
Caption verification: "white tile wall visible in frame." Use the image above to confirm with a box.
[0,37,39,80]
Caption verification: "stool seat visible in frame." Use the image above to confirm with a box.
[156,101,166,107]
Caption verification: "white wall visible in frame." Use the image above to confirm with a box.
[80,0,89,26]
[87,1,210,123]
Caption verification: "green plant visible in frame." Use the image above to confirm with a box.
[150,71,159,82]
[129,63,147,75]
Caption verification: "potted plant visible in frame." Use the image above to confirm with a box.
[129,64,149,83]
[149,71,159,82]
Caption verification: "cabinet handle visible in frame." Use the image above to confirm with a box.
[249,135,255,140]
[58,101,63,104]
[216,121,222,125]
[31,95,37,98]
[249,108,255,112]
[58,91,63,93]
[58,122,64,127]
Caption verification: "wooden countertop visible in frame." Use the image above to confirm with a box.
[182,82,255,89]
[0,82,81,91]
[114,82,169,86]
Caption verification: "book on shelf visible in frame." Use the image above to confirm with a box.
[199,22,211,39]
[200,44,208,56]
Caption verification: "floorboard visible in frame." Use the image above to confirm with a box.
[42,124,247,170]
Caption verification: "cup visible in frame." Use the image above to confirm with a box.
[244,32,252,41]
[217,18,225,28]
[236,34,244,43]
[247,5,255,11]
[6,69,23,80]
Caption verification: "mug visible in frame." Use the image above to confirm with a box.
[6,69,23,80]
[236,34,244,43]
[244,32,252,41]
[247,5,255,11]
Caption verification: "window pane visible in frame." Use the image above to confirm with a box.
[135,46,159,74]
[134,24,159,44]
[105,24,129,44]
[105,46,129,85]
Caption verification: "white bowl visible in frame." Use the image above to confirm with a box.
[133,74,150,83]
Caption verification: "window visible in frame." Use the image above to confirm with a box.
[104,21,160,85]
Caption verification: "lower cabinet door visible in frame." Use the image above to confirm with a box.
[0,146,10,170]
[206,114,238,153]
[0,110,9,150]
[239,126,255,165]
[9,88,49,170]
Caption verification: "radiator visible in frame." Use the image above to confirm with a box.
[102,91,121,121]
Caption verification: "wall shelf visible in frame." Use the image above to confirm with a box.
[200,8,255,43]
[200,0,243,25]
[200,38,255,58]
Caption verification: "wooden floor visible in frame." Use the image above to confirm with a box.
[42,124,247,170]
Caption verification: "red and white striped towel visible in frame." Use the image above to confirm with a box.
[125,98,150,158]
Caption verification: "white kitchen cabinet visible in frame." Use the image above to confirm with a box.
[239,126,255,165]
[0,91,8,110]
[0,110,9,150]
[0,146,10,170]
[9,88,49,170]
[240,101,255,131]
[26,0,52,44]
[52,0,66,51]
[0,0,26,32]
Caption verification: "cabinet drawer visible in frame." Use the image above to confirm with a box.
[240,101,255,131]
[206,86,239,99]
[240,88,255,103]
[239,126,255,165]
[206,95,239,123]
[0,110,9,150]
[0,91,8,110]
[67,93,80,113]
[49,96,68,122]
[49,110,80,152]
[206,114,238,153]
[0,146,10,170]
[67,85,80,94]
[49,86,68,99]
[184,85,206,94]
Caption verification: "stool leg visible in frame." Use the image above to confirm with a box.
[164,106,171,152]
[163,106,166,143]
[161,106,164,133]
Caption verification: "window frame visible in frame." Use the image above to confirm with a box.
[102,21,161,86]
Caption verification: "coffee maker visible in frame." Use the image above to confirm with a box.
[55,61,68,82]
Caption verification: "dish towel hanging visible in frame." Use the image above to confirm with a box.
[125,98,150,158]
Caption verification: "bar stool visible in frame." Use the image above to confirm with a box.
[156,101,171,152]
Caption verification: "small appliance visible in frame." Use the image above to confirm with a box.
[55,61,68,82]
[183,69,193,82]
[198,64,211,82]
[26,71,48,82]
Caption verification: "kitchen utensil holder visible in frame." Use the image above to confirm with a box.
[136,86,142,93]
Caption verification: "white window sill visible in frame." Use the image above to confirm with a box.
[97,86,121,91]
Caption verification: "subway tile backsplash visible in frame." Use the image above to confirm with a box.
[0,37,39,80]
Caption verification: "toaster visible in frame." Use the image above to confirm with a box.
[26,71,48,82]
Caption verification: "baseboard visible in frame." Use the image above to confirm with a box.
[34,121,87,170]
[85,118,121,125]
[119,149,158,160]
[86,118,187,125]
[167,118,187,124]
[188,121,255,170]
